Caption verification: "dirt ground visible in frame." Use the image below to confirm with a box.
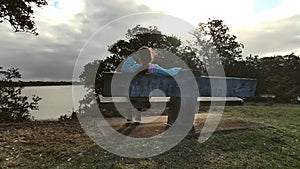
[0,114,264,167]
[106,113,263,138]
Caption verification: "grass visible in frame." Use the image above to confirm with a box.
[59,103,300,169]
[58,128,299,169]
[1,103,299,168]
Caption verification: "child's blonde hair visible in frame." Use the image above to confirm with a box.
[137,46,158,63]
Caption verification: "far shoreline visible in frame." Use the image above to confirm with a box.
[0,81,83,87]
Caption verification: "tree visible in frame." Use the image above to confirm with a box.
[225,54,259,78]
[255,54,300,101]
[191,19,244,73]
[0,67,41,122]
[0,0,48,35]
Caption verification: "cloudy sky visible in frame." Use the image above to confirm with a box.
[1,0,300,81]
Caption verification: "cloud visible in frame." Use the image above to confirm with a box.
[233,14,300,57]
[134,0,256,28]
[134,0,300,58]
[1,0,300,80]
[0,0,151,80]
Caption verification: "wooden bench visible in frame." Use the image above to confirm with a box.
[99,70,257,126]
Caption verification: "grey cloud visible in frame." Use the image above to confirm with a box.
[0,0,151,81]
[235,15,300,56]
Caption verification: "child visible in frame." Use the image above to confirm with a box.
[121,46,181,76]
[121,46,181,122]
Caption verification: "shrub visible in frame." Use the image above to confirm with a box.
[0,67,41,122]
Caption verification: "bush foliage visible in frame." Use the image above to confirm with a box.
[0,67,41,122]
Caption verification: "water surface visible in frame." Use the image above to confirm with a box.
[22,85,86,120]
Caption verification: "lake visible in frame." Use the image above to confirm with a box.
[22,85,87,120]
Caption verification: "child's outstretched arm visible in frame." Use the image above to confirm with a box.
[121,57,141,73]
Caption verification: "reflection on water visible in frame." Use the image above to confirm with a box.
[22,85,86,120]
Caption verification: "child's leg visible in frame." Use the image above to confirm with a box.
[135,110,141,121]
[130,97,150,122]
[167,97,180,125]
[127,108,133,122]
